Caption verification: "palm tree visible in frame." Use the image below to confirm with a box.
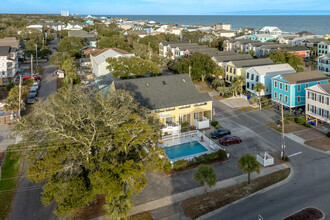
[238,154,260,184]
[217,86,227,97]
[105,195,132,220]
[233,76,244,95]
[211,78,225,89]
[194,164,217,195]
[212,66,225,79]
[250,96,258,107]
[253,82,267,109]
[230,83,240,97]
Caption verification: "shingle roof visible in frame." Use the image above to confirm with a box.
[91,48,134,65]
[281,70,328,84]
[208,51,236,57]
[248,42,275,47]
[283,46,309,51]
[213,54,253,62]
[113,74,212,110]
[161,41,189,46]
[248,64,296,76]
[0,46,11,56]
[319,83,330,94]
[262,44,289,49]
[230,58,274,68]
[0,37,19,49]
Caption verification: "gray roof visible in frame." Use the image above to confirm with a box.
[248,42,275,47]
[161,41,189,46]
[281,70,328,84]
[247,64,296,76]
[213,54,253,62]
[0,46,10,56]
[207,51,236,57]
[113,74,212,110]
[319,83,330,94]
[283,46,309,51]
[91,48,134,65]
[262,44,289,49]
[319,41,330,45]
[230,58,274,68]
[303,38,325,43]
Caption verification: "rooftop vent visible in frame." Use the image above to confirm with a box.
[162,81,166,85]
[182,78,186,83]
[146,82,150,87]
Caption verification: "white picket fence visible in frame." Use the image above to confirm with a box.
[257,152,274,167]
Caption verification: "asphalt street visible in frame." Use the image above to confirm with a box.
[10,39,58,220]
[206,100,330,220]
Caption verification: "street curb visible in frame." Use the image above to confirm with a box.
[197,163,294,220]
[282,206,325,220]
[285,133,330,155]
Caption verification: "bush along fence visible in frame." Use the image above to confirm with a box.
[165,149,228,173]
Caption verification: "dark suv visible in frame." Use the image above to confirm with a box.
[210,129,231,139]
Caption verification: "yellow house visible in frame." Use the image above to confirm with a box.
[225,58,274,83]
[109,74,213,135]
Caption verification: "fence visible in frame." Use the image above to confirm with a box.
[257,152,274,167]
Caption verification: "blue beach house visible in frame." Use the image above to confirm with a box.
[271,70,328,110]
[249,34,274,43]
[317,41,330,56]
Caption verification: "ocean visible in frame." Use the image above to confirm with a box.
[92,15,330,35]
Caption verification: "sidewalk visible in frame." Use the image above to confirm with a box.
[129,163,289,216]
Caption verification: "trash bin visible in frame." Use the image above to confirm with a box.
[247,95,251,100]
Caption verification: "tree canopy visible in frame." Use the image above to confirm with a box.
[96,35,131,52]
[106,56,161,79]
[194,164,217,195]
[49,52,72,69]
[173,53,215,81]
[267,50,305,72]
[56,36,86,58]
[15,86,167,218]
[238,154,260,184]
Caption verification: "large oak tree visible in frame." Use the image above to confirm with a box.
[16,86,167,218]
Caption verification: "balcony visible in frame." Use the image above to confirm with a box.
[193,117,210,129]
[161,122,181,136]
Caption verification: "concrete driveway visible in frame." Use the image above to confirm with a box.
[219,97,251,108]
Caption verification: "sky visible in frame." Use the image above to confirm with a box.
[2,0,330,15]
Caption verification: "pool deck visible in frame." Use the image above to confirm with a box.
[160,131,221,162]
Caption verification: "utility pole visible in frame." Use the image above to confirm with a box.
[31,54,33,76]
[280,99,286,160]
[18,75,22,120]
[188,65,191,78]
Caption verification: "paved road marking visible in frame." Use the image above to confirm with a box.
[282,163,289,168]
[288,152,302,158]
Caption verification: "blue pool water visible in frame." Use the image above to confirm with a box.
[164,141,208,160]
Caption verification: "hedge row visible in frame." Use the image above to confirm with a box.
[171,150,227,171]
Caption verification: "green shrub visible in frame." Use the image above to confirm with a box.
[304,122,312,128]
[211,121,218,127]
[284,156,290,162]
[215,124,222,129]
[217,150,228,160]
[173,160,189,170]
[284,114,295,122]
[327,132,330,138]
[295,116,305,125]
[207,152,219,161]
[164,161,172,172]
[224,94,233,98]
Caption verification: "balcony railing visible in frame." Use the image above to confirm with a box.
[161,123,181,135]
[193,117,210,129]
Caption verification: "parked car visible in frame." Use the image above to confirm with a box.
[30,87,38,96]
[219,135,242,146]
[27,94,38,104]
[32,82,39,90]
[210,129,231,139]
[23,75,41,81]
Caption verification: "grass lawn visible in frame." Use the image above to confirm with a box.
[181,168,290,219]
[265,120,308,133]
[305,137,330,151]
[0,147,23,219]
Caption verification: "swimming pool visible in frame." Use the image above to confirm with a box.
[164,141,208,160]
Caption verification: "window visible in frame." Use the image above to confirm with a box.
[252,84,254,90]
[274,92,277,99]
[318,81,320,84]
[251,74,254,80]
[230,67,232,73]
[247,82,250,89]
[226,75,229,80]
[279,93,283,101]
[275,81,278,88]
[194,112,199,119]
[297,96,301,103]
[179,105,190,109]
[297,85,301,92]
[279,83,283,90]
[319,108,322,116]
[226,66,229,71]
[322,96,324,104]
[246,72,249,79]
[285,95,288,103]
[305,83,308,88]
[326,97,329,105]
[256,76,259,82]
[234,69,236,74]
[230,76,232,81]
[285,84,288,92]
[308,91,310,99]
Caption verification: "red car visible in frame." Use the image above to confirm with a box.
[23,75,41,81]
[219,135,242,146]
